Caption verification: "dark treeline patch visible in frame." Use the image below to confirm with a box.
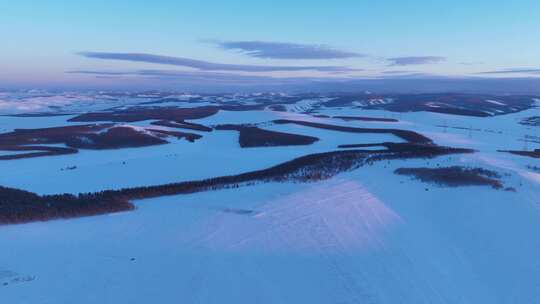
[222,208,255,215]
[267,104,287,112]
[0,124,113,147]
[394,166,504,189]
[68,104,266,123]
[0,124,199,159]
[0,124,110,159]
[422,107,490,117]
[0,124,166,151]
[333,116,398,122]
[150,120,213,132]
[338,142,473,158]
[339,143,387,148]
[2,113,76,117]
[273,119,432,144]
[0,141,473,225]
[365,143,473,161]
[69,107,220,122]
[218,105,266,112]
[146,129,202,143]
[0,145,78,160]
[1,124,114,145]
[0,186,134,225]
[0,187,134,224]
[499,149,540,159]
[65,127,169,149]
[520,116,540,127]
[215,124,319,148]
[338,143,388,151]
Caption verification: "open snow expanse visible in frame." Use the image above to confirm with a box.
[1,157,539,303]
[0,93,539,303]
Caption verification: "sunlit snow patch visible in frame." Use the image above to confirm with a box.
[196,180,401,253]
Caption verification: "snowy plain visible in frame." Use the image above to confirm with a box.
[0,95,539,303]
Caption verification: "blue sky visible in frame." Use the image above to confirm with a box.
[1,0,540,90]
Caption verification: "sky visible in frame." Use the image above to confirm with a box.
[1,0,540,91]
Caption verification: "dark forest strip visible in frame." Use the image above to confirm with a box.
[0,143,473,225]
[0,124,202,159]
[68,107,219,122]
[333,116,398,122]
[215,124,319,147]
[273,119,433,144]
[394,166,505,189]
[499,149,540,159]
[150,120,213,132]
[0,146,78,160]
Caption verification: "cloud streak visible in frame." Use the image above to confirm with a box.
[215,40,364,59]
[78,52,361,73]
[382,70,420,74]
[476,68,540,75]
[387,56,446,66]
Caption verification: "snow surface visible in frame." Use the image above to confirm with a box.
[0,92,144,115]
[0,99,539,303]
[1,154,539,303]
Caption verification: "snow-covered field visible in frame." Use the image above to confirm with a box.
[0,93,539,303]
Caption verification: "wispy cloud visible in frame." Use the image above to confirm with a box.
[382,70,419,74]
[214,40,364,59]
[77,52,361,73]
[67,70,129,76]
[458,61,484,66]
[476,68,540,75]
[387,56,446,66]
